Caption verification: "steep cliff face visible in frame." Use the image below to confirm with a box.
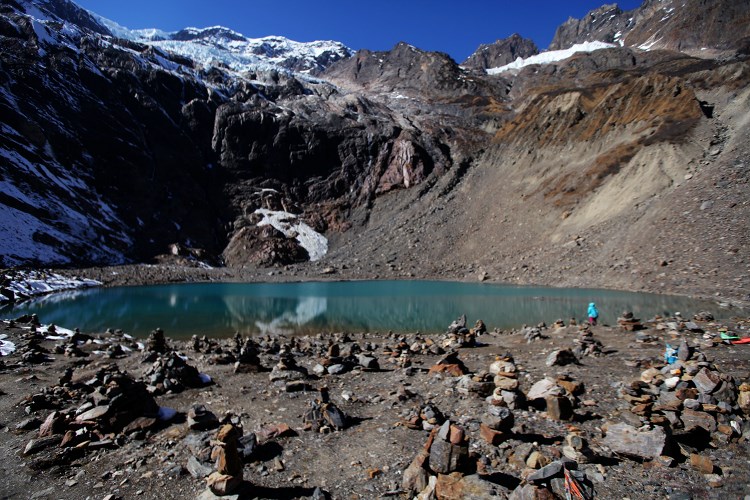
[549,0,750,53]
[462,34,539,70]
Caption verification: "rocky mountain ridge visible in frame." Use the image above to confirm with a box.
[1,0,749,305]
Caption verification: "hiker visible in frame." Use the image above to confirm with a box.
[587,302,599,326]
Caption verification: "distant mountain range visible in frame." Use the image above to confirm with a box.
[1,0,749,304]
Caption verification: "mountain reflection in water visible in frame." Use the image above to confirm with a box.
[0,281,729,338]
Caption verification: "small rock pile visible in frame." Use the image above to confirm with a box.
[205,424,244,496]
[618,311,643,331]
[521,325,546,343]
[604,341,747,465]
[22,365,164,468]
[312,341,380,375]
[520,458,595,499]
[488,353,524,408]
[302,387,349,432]
[402,403,447,431]
[143,351,209,394]
[428,351,470,377]
[441,314,478,349]
[269,345,308,385]
[573,324,606,357]
[234,337,264,374]
[526,375,585,421]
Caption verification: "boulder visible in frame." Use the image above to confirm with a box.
[603,422,668,460]
[435,473,503,499]
[527,378,562,401]
[545,349,578,367]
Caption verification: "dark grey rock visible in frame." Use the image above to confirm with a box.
[186,456,213,479]
[188,404,219,431]
[603,422,668,460]
[545,348,578,367]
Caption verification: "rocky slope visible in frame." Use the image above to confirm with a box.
[0,0,749,306]
[462,34,539,70]
[549,0,750,53]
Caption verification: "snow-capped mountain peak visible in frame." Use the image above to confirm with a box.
[92,13,352,74]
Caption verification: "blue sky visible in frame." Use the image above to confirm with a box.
[74,1,644,62]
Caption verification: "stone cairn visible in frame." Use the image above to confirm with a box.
[403,403,447,431]
[143,351,207,395]
[522,323,546,343]
[22,365,162,466]
[146,327,168,354]
[402,420,470,497]
[205,424,244,496]
[302,387,349,432]
[234,337,263,374]
[312,341,380,376]
[573,323,605,357]
[604,340,747,476]
[488,353,524,409]
[525,374,585,421]
[441,314,478,349]
[269,344,308,386]
[617,311,644,331]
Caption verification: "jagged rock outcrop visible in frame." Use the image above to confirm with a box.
[549,0,750,53]
[462,34,539,70]
[549,3,632,50]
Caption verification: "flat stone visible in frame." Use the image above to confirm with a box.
[196,488,240,500]
[326,364,347,375]
[556,378,584,395]
[435,472,501,500]
[186,456,213,479]
[603,422,668,460]
[479,423,508,445]
[24,435,62,455]
[546,396,574,421]
[76,405,110,422]
[429,364,466,377]
[509,484,557,500]
[689,453,715,474]
[402,449,430,494]
[692,368,720,394]
[681,409,717,433]
[494,375,519,391]
[429,438,468,474]
[527,461,563,483]
[527,378,561,401]
[526,451,548,469]
[123,417,158,434]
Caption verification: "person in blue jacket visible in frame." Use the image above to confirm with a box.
[587,302,599,326]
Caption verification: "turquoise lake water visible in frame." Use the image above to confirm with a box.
[0,281,728,338]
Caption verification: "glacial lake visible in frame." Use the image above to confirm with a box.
[0,281,730,338]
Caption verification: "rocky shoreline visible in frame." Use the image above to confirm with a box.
[1,302,749,499]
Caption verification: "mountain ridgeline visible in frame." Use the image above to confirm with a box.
[1,0,749,302]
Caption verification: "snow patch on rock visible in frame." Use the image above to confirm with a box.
[254,209,328,262]
[1,270,101,303]
[487,41,616,74]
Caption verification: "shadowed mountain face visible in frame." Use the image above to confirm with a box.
[462,34,539,70]
[1,0,749,303]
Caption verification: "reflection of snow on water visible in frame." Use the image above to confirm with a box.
[0,334,15,356]
[254,297,328,335]
[254,209,328,261]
